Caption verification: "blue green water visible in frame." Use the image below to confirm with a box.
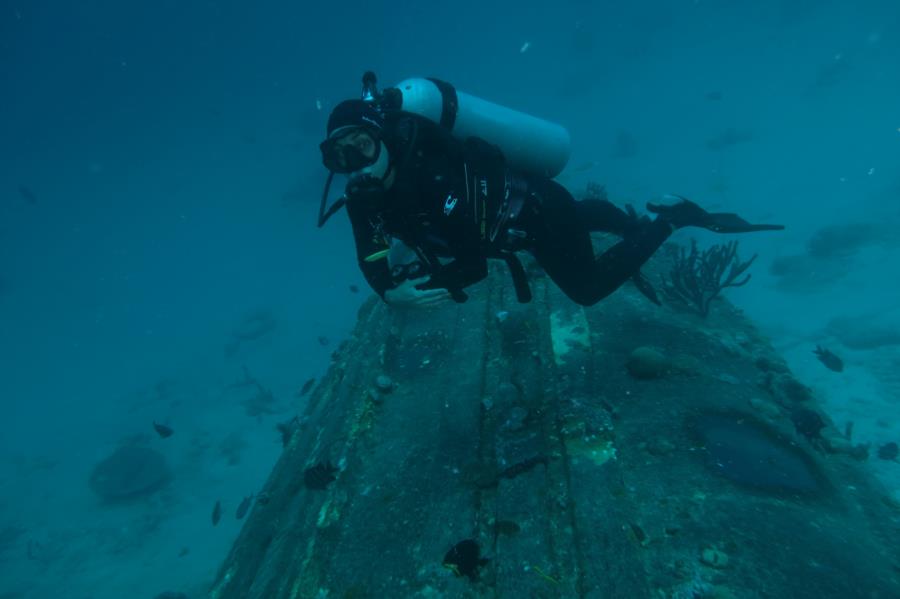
[1,1,899,597]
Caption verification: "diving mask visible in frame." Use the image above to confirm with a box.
[320,127,381,174]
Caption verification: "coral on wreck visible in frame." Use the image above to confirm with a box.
[661,239,756,317]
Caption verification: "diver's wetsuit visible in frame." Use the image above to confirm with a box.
[345,115,673,306]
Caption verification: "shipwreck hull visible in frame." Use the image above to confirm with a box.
[210,259,900,599]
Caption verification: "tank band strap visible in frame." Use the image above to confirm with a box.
[427,78,458,131]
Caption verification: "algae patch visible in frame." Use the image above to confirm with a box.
[566,433,617,466]
[550,309,591,366]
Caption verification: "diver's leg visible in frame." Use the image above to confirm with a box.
[573,197,635,236]
[526,185,602,306]
[527,180,672,306]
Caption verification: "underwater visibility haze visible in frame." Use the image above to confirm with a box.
[1,1,900,598]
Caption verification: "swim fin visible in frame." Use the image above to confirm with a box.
[631,271,661,306]
[647,195,784,233]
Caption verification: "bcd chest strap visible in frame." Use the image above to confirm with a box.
[496,251,532,303]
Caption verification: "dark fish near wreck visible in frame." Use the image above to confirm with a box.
[235,495,253,520]
[212,500,222,526]
[276,416,299,447]
[813,346,844,372]
[349,284,359,293]
[443,539,489,581]
[317,336,329,346]
[791,408,826,447]
[877,442,898,461]
[297,378,315,397]
[153,422,174,438]
[304,461,338,490]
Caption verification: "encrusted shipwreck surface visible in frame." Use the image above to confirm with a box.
[210,253,900,599]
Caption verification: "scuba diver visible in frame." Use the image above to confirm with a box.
[317,73,784,307]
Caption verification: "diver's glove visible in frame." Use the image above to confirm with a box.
[414,275,469,303]
[647,195,784,233]
[384,276,453,308]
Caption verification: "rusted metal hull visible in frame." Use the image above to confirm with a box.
[210,261,900,599]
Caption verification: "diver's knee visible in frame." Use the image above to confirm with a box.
[566,288,597,306]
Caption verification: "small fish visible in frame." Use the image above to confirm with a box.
[235,494,253,520]
[178,546,190,557]
[791,408,826,447]
[303,461,338,490]
[569,161,601,174]
[153,422,174,438]
[276,416,299,447]
[297,378,315,397]
[349,284,359,293]
[211,500,222,526]
[443,539,490,581]
[317,336,329,346]
[813,345,844,372]
[17,185,37,204]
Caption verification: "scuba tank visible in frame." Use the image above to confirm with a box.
[379,76,571,178]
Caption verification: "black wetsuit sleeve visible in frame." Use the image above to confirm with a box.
[417,251,488,299]
[345,197,393,299]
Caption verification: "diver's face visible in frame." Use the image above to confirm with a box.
[333,129,376,159]
[320,127,378,173]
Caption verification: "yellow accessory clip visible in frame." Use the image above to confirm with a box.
[364,249,390,262]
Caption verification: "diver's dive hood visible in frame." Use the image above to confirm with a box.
[318,71,571,227]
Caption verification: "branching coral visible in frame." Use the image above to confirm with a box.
[661,239,756,317]
[584,181,609,201]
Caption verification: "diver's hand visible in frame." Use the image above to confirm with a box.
[383,277,452,308]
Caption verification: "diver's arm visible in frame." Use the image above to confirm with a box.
[345,198,394,299]
[358,255,393,299]
[415,253,488,299]
[413,220,488,301]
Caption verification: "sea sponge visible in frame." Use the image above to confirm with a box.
[626,346,671,379]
